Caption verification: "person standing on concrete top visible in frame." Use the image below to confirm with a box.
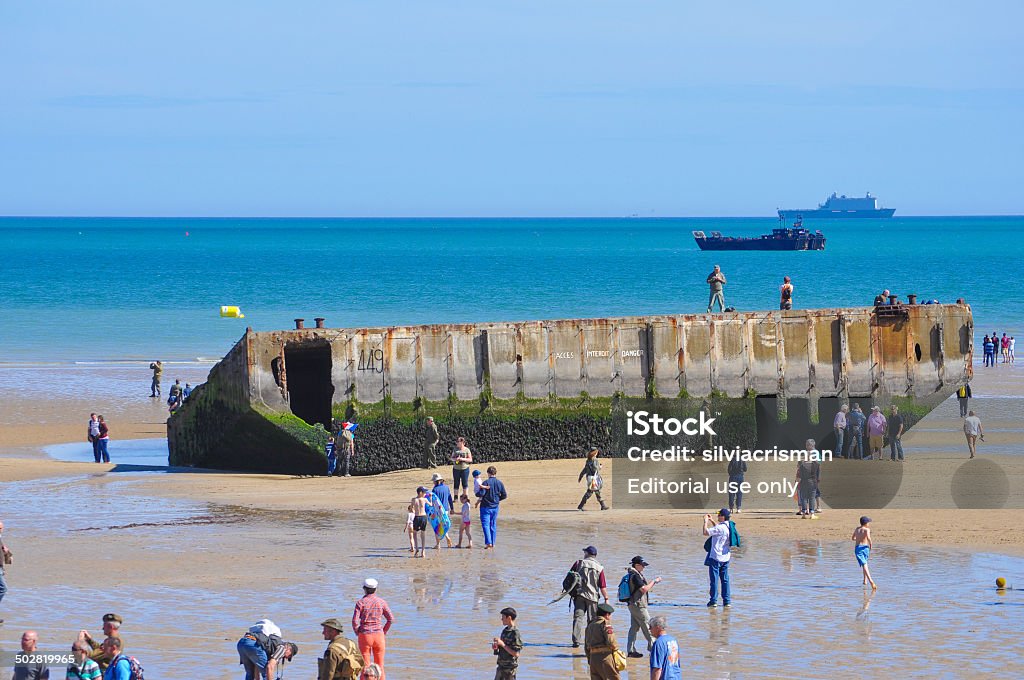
[352,578,393,678]
[149,360,162,397]
[577,448,609,511]
[451,436,473,497]
[648,616,682,680]
[706,265,726,313]
[318,617,363,680]
[423,416,440,469]
[957,384,972,418]
[702,509,732,607]
[570,545,610,648]
[623,555,661,658]
[477,466,507,548]
[584,603,620,679]
[963,410,984,458]
[779,276,794,310]
[492,607,523,680]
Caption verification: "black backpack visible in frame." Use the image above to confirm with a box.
[561,565,582,596]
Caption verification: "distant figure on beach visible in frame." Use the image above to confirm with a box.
[183,382,192,400]
[866,406,887,460]
[622,555,661,659]
[411,486,429,557]
[168,379,183,413]
[577,448,608,511]
[957,384,972,418]
[706,265,727,313]
[477,466,507,549]
[1009,336,1016,363]
[727,457,747,513]
[779,276,794,310]
[88,413,102,463]
[0,521,10,619]
[451,436,473,497]
[13,630,47,680]
[584,603,620,679]
[963,410,984,459]
[1001,333,1010,362]
[317,617,363,680]
[702,509,733,607]
[96,415,110,463]
[423,416,439,469]
[834,404,849,458]
[149,360,162,397]
[873,289,890,306]
[79,612,122,671]
[570,545,609,648]
[352,578,394,677]
[339,425,355,477]
[982,335,995,367]
[796,442,820,517]
[648,616,682,680]
[456,494,473,549]
[888,405,905,461]
[430,473,454,549]
[325,436,337,476]
[846,403,865,460]
[492,606,523,680]
[852,516,877,590]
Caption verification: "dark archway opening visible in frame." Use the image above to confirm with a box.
[284,343,334,428]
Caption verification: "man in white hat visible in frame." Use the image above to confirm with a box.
[430,473,454,549]
[352,578,393,677]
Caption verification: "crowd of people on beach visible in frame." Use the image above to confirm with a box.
[831,403,905,462]
[981,331,1015,367]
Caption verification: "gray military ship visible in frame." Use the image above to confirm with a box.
[779,192,895,219]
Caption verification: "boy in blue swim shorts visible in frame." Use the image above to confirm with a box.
[852,516,877,590]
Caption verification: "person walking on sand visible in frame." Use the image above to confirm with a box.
[706,265,726,313]
[423,416,440,469]
[456,494,474,549]
[584,603,620,679]
[577,448,609,511]
[88,413,102,463]
[779,276,794,310]
[623,555,661,659]
[888,405,905,462]
[411,487,429,557]
[430,473,454,550]
[451,437,473,497]
[149,360,162,397]
[325,436,337,477]
[648,616,682,680]
[317,617,363,680]
[352,578,393,678]
[477,466,507,549]
[492,607,523,680]
[833,404,848,458]
[963,410,984,458]
[570,546,610,648]
[96,415,110,464]
[702,509,732,607]
[852,516,877,590]
[866,406,886,461]
[957,384,972,418]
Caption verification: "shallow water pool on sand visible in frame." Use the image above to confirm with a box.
[0,473,1022,678]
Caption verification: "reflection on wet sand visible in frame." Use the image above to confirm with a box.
[0,474,1022,678]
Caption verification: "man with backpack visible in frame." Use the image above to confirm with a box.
[569,545,609,649]
[618,555,662,658]
[318,617,363,680]
[99,637,144,680]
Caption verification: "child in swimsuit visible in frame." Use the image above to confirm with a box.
[412,486,430,558]
[852,516,877,590]
[456,494,473,549]
[404,503,415,553]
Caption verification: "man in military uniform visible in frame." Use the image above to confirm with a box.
[318,617,363,680]
[423,417,440,468]
[492,606,522,680]
[78,613,123,672]
[585,603,620,680]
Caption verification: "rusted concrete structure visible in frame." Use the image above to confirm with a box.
[169,303,973,472]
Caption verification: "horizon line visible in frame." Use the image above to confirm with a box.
[2,213,1023,220]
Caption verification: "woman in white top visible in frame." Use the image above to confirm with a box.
[451,437,473,497]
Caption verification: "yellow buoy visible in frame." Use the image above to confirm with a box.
[219,305,245,319]
[996,577,1007,589]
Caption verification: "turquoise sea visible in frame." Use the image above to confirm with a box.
[1,216,1022,365]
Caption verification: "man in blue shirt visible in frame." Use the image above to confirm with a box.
[101,637,130,680]
[648,616,681,680]
[475,465,507,549]
[430,473,454,549]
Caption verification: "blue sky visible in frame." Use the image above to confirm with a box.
[2,2,1021,216]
